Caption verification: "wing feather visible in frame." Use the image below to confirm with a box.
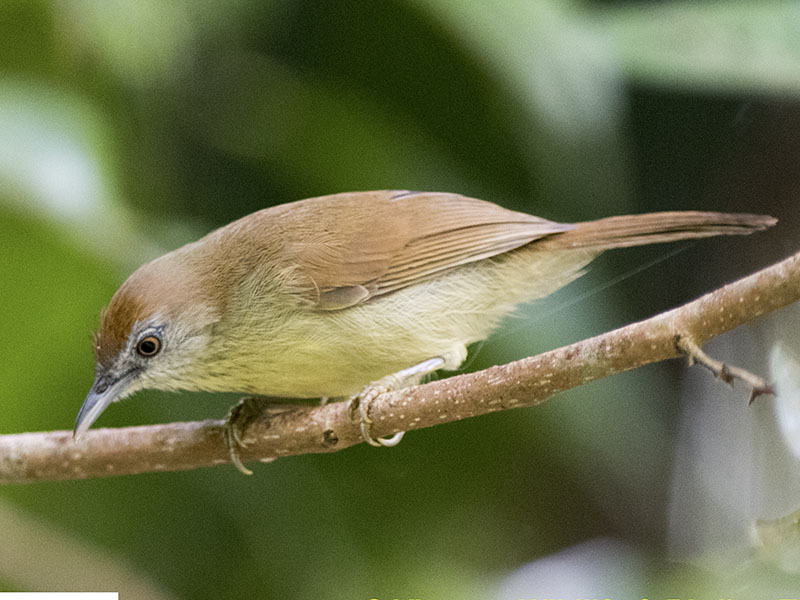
[293,191,571,308]
[219,190,571,310]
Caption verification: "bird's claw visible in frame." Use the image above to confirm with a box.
[347,357,447,447]
[223,398,258,475]
[223,397,286,475]
[348,381,405,447]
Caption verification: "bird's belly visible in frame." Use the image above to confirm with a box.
[228,247,596,399]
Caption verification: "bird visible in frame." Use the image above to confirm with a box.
[75,190,775,471]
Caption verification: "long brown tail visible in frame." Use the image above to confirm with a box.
[538,211,776,250]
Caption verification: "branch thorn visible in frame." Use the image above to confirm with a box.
[675,334,774,402]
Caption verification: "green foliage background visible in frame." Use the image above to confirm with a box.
[1,1,799,598]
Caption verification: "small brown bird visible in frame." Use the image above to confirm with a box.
[76,190,775,456]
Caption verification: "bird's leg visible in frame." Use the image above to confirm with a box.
[348,357,446,447]
[223,396,296,475]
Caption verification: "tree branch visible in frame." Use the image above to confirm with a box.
[3,249,799,484]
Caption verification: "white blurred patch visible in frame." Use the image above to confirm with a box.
[771,344,800,460]
[0,79,164,267]
[746,344,800,573]
[494,538,644,599]
[667,312,800,577]
[0,499,175,599]
[0,85,108,222]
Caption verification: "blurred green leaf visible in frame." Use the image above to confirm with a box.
[0,499,175,598]
[0,208,116,433]
[414,0,632,216]
[184,53,480,198]
[0,78,158,267]
[53,0,262,89]
[598,1,800,95]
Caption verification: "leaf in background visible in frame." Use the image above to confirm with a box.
[0,208,116,433]
[0,499,175,599]
[185,52,481,198]
[53,1,267,88]
[753,506,800,575]
[57,0,193,87]
[412,0,632,216]
[597,1,800,96]
[0,78,158,267]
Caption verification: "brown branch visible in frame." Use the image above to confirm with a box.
[2,249,800,484]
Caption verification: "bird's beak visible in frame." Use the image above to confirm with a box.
[74,371,135,439]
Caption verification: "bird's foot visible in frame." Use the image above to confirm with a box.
[223,397,290,475]
[347,381,405,447]
[347,357,445,447]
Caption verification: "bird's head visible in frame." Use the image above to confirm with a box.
[75,252,220,437]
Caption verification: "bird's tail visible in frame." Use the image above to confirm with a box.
[537,211,776,250]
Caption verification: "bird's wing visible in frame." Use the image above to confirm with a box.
[260,190,573,310]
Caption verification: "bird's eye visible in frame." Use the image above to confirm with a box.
[136,335,161,357]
